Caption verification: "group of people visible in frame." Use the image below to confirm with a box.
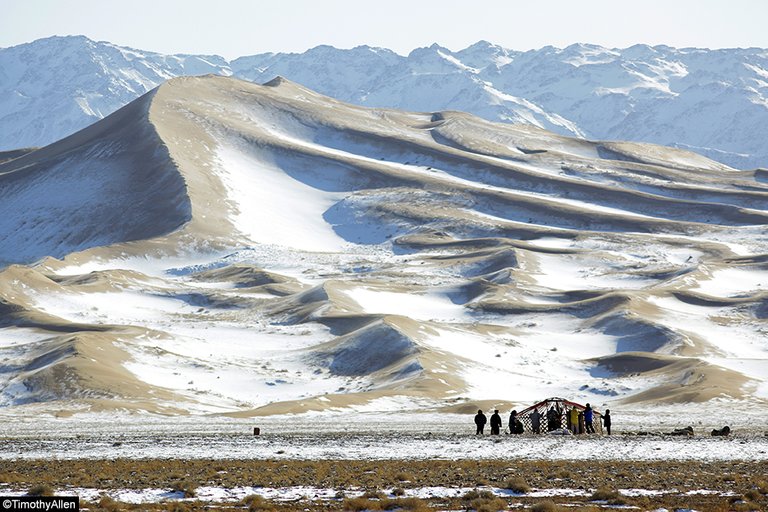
[474,403,612,435]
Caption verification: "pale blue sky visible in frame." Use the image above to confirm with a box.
[2,0,767,58]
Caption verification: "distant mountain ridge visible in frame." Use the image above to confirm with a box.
[2,36,768,169]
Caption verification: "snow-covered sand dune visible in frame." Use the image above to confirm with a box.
[0,75,767,417]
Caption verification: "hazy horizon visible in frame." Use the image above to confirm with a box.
[2,0,767,59]
[6,33,768,59]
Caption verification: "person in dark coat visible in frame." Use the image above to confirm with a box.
[508,410,517,434]
[584,403,595,434]
[547,406,561,431]
[490,410,502,435]
[602,409,612,435]
[474,409,487,435]
[529,408,542,434]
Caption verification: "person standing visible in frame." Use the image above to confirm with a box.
[584,403,595,434]
[508,410,517,434]
[569,407,579,434]
[602,409,612,435]
[529,408,541,434]
[547,406,560,431]
[490,410,502,435]
[474,409,487,435]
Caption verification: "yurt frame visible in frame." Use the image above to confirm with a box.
[515,397,603,434]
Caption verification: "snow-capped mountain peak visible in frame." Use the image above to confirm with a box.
[2,36,768,169]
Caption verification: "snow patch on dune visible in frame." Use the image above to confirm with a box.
[215,144,348,252]
[531,253,654,291]
[691,267,768,298]
[341,286,468,322]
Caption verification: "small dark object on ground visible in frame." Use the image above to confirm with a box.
[505,477,531,493]
[668,426,694,436]
[253,427,260,435]
[711,426,731,436]
[531,501,562,512]
[26,484,54,497]
[170,479,198,498]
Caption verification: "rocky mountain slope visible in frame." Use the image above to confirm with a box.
[2,36,768,169]
[0,75,766,415]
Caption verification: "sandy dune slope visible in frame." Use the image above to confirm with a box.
[0,75,766,415]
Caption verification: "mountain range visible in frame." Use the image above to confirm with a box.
[2,36,768,170]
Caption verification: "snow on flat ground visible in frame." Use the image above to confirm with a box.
[0,483,737,504]
[0,411,765,461]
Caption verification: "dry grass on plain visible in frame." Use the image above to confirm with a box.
[0,459,765,511]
